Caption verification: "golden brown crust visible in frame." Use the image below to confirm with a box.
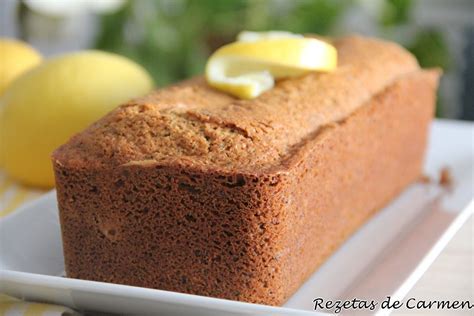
[52,36,420,172]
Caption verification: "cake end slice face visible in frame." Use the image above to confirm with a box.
[53,159,293,305]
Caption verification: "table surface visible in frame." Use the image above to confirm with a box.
[395,215,473,315]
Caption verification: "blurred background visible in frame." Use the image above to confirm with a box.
[1,0,473,120]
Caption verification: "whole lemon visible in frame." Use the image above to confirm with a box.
[0,38,42,96]
[0,50,153,188]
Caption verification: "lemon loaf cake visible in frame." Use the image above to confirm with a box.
[52,35,440,306]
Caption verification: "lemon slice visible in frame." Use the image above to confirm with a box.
[205,31,337,99]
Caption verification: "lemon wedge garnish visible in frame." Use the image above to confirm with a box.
[205,31,337,99]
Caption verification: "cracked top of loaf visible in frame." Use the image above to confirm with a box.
[53,35,420,173]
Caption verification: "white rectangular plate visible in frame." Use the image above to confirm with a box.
[0,120,473,316]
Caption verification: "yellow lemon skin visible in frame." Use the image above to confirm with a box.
[0,38,42,96]
[0,50,154,188]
